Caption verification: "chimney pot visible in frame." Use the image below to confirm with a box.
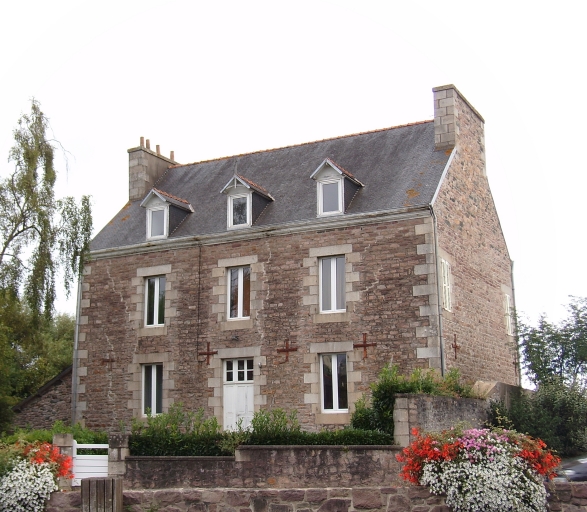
[170,151,175,161]
[146,139,151,150]
[156,145,160,155]
[140,136,145,147]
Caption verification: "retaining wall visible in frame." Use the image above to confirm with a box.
[47,482,587,512]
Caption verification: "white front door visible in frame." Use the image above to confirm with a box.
[223,358,254,430]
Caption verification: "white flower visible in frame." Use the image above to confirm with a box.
[0,459,57,512]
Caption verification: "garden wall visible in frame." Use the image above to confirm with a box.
[393,394,489,447]
[47,482,587,512]
[123,445,403,489]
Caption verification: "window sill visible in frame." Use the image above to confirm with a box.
[315,412,350,425]
[220,318,253,331]
[312,312,351,324]
[138,326,167,337]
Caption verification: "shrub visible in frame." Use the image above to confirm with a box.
[1,420,107,445]
[351,365,476,438]
[397,426,560,512]
[487,380,587,456]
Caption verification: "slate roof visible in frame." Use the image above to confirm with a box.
[92,120,450,251]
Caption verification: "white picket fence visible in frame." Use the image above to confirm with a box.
[72,440,109,486]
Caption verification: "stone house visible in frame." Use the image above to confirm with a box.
[73,85,518,432]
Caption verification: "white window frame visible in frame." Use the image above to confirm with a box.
[505,294,515,336]
[224,358,255,383]
[319,256,346,313]
[142,363,163,416]
[145,276,166,326]
[227,193,252,229]
[320,353,348,413]
[146,205,168,240]
[317,178,343,217]
[440,258,452,312]
[227,266,251,320]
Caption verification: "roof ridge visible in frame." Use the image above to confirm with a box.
[169,119,433,169]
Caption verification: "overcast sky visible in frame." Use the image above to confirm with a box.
[0,0,584,325]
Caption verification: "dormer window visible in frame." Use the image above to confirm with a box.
[318,179,343,216]
[311,158,364,218]
[229,193,251,228]
[140,188,193,241]
[148,206,168,239]
[221,174,274,230]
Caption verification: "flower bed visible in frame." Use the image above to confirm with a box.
[396,426,560,512]
[0,441,73,512]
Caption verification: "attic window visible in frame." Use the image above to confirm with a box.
[318,179,343,216]
[229,194,251,228]
[311,158,363,218]
[221,174,273,230]
[148,207,168,239]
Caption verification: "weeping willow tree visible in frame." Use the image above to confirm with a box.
[0,99,92,323]
[0,100,92,430]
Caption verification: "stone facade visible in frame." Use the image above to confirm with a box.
[74,85,517,433]
[12,366,72,430]
[432,85,518,385]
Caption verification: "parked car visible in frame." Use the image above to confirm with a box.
[559,458,587,481]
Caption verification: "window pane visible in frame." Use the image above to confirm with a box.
[237,359,245,381]
[232,197,247,225]
[336,355,348,409]
[322,355,333,410]
[247,359,254,380]
[321,258,332,311]
[322,183,339,212]
[151,209,165,236]
[158,277,166,325]
[155,364,163,414]
[242,267,250,317]
[230,268,239,318]
[336,256,345,310]
[146,278,156,325]
[226,360,233,382]
[144,365,152,414]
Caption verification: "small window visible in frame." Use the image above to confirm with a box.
[505,294,515,336]
[318,179,343,216]
[225,358,254,382]
[142,363,163,415]
[440,258,452,312]
[228,194,251,228]
[145,276,166,326]
[147,207,168,239]
[228,266,251,319]
[321,354,348,412]
[320,256,345,312]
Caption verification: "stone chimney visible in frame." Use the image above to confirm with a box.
[433,85,485,152]
[128,138,178,201]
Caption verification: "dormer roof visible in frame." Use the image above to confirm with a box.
[220,175,274,201]
[310,158,364,187]
[140,188,194,212]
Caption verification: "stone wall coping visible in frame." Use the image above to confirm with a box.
[126,455,236,461]
[236,444,401,451]
[393,392,485,401]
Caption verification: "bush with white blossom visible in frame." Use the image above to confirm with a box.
[0,441,72,511]
[397,426,560,512]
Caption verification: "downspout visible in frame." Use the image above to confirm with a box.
[430,204,446,376]
[511,259,520,386]
[71,277,82,425]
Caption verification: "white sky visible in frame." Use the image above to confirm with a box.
[0,0,584,325]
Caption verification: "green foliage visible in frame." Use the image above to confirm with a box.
[129,403,228,456]
[0,99,93,321]
[1,420,107,446]
[486,381,587,456]
[518,297,587,389]
[350,365,476,438]
[128,405,392,456]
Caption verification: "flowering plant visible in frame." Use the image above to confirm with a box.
[397,427,560,512]
[0,441,73,512]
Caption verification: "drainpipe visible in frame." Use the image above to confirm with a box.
[71,277,82,425]
[511,259,521,386]
[429,205,446,376]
